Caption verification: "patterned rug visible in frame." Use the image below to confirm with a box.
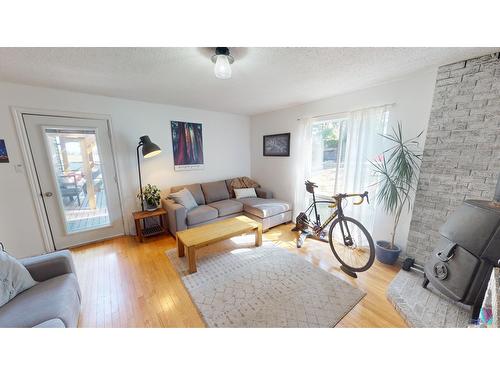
[166,245,365,327]
[387,270,471,327]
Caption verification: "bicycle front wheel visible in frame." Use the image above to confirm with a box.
[328,216,375,273]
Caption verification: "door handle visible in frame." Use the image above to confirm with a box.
[43,192,53,197]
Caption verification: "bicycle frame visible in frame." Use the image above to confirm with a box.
[302,195,342,233]
[301,190,368,245]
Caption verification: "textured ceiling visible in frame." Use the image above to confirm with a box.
[0,47,497,115]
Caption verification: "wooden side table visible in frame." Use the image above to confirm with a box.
[132,208,168,242]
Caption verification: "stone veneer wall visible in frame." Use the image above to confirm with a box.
[406,52,500,263]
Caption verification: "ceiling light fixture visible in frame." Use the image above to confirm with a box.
[211,47,234,79]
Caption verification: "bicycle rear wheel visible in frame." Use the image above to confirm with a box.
[328,216,375,273]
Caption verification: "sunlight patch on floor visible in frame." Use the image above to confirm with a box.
[230,248,254,254]
[229,234,256,245]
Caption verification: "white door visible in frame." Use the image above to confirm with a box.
[23,114,124,249]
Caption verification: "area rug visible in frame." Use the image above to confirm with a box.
[166,245,366,327]
[387,270,471,327]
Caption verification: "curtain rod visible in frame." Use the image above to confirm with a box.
[296,102,396,121]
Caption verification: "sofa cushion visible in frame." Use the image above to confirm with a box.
[171,183,205,205]
[186,205,218,226]
[255,187,273,199]
[208,199,244,217]
[1,250,37,308]
[168,188,198,210]
[0,273,81,328]
[238,198,292,219]
[201,180,230,204]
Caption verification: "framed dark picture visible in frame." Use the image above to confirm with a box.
[0,139,9,163]
[171,121,204,171]
[263,133,290,157]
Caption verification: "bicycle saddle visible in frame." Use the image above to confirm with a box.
[305,180,318,193]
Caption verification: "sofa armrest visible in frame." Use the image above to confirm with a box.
[255,187,273,199]
[162,198,187,236]
[20,250,76,282]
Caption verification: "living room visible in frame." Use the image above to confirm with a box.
[1,1,499,373]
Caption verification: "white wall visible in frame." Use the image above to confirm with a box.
[0,82,250,258]
[250,68,437,252]
[0,68,438,258]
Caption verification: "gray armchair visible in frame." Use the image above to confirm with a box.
[0,250,81,328]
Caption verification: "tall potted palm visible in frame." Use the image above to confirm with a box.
[370,122,422,264]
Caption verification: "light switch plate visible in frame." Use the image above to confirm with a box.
[14,163,24,173]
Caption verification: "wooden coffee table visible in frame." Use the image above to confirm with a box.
[176,215,262,273]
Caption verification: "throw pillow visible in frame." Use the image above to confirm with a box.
[168,188,198,210]
[228,178,245,197]
[234,188,257,199]
[0,250,38,308]
[228,177,261,198]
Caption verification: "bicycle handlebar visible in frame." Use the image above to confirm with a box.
[336,191,370,205]
[303,181,370,205]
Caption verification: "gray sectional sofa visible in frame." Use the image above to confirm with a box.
[0,250,81,328]
[162,178,292,235]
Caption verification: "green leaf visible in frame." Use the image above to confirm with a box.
[370,122,422,223]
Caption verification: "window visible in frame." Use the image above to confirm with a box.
[305,106,391,231]
[311,117,347,198]
[45,129,110,233]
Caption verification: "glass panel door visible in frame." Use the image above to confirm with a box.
[44,128,111,233]
[24,114,124,250]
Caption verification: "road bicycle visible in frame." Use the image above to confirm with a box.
[292,180,375,277]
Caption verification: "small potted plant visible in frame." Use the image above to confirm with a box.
[370,122,422,265]
[137,184,161,211]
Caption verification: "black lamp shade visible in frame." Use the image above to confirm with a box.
[140,135,161,158]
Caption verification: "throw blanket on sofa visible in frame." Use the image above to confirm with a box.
[227,177,260,197]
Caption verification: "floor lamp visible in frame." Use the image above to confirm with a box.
[136,135,162,211]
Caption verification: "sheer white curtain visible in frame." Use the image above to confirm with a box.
[335,105,391,233]
[293,117,312,219]
[292,105,391,235]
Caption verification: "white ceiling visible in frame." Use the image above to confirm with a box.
[0,47,497,115]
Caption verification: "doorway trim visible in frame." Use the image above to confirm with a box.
[11,107,126,252]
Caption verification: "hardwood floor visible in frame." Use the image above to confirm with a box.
[71,223,408,328]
